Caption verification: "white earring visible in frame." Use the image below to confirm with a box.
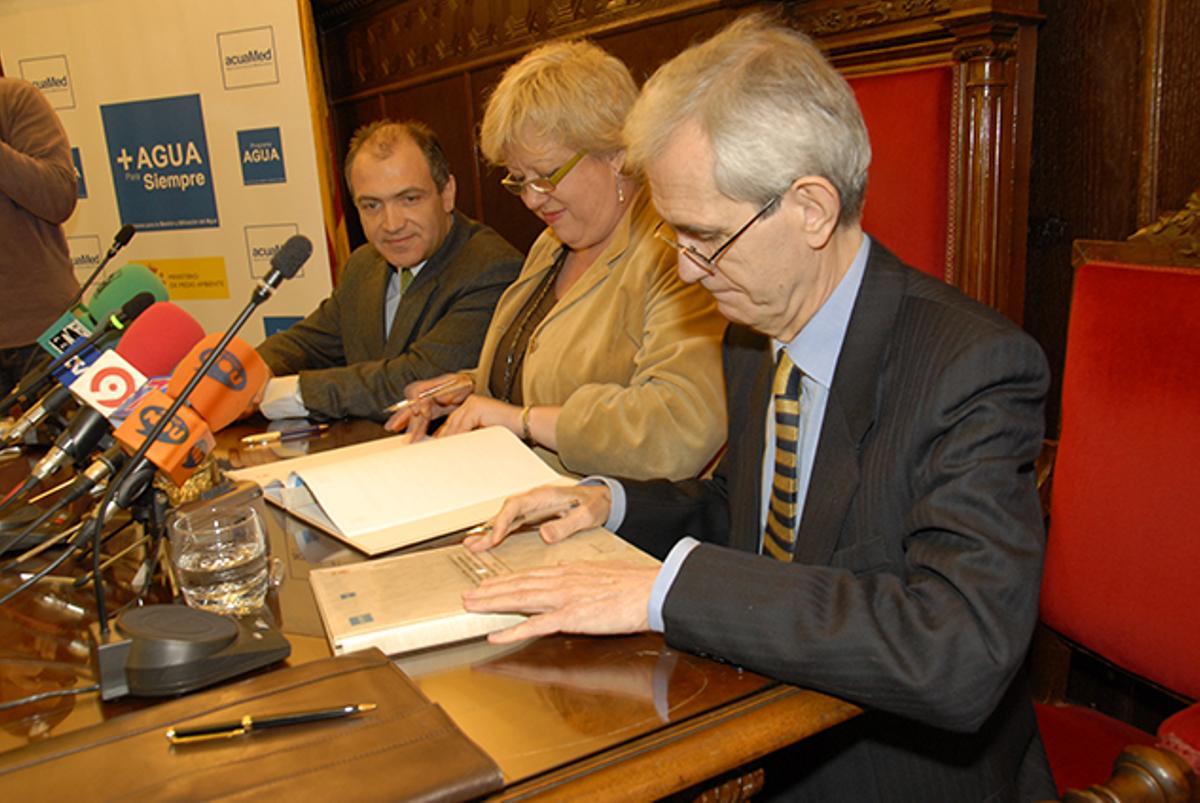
[617,180,625,204]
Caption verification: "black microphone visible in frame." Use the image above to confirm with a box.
[69,224,137,308]
[252,234,312,303]
[28,410,113,486]
[0,291,156,422]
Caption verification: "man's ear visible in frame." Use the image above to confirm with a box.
[441,174,458,213]
[786,176,842,250]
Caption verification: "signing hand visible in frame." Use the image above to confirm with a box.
[464,483,611,552]
[434,395,521,440]
[461,561,657,644]
[384,372,473,438]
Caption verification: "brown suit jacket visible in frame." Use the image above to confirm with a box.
[258,212,521,420]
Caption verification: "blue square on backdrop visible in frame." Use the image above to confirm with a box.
[72,147,87,198]
[263,316,303,337]
[237,127,286,185]
[100,94,218,231]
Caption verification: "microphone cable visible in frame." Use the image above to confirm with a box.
[0,476,37,517]
[0,446,121,561]
[0,519,95,606]
[0,684,102,714]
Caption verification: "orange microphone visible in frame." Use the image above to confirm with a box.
[166,334,269,432]
[113,389,215,486]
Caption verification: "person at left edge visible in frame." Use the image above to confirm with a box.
[0,77,80,399]
[256,120,523,420]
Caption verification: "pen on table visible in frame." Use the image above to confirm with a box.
[241,423,330,446]
[383,376,473,415]
[166,702,377,745]
[465,498,581,538]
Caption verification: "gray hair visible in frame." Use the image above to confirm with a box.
[624,14,871,223]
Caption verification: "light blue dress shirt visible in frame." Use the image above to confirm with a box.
[627,235,872,631]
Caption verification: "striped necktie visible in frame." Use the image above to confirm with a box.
[764,351,803,562]
[399,266,414,295]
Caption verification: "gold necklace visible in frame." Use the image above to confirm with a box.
[499,248,567,403]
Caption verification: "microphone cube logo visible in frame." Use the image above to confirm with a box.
[218,26,279,90]
[19,55,75,109]
[67,235,103,281]
[70,351,148,414]
[244,224,302,280]
[237,127,286,185]
[101,94,219,231]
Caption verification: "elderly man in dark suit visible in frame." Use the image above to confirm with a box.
[257,120,521,420]
[460,16,1056,802]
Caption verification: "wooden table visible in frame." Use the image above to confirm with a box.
[0,418,860,798]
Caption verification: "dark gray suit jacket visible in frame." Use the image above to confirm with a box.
[621,242,1055,801]
[257,212,522,420]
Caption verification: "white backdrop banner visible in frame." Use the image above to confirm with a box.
[0,0,332,340]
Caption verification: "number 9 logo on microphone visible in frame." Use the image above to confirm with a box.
[90,365,138,408]
[69,351,149,417]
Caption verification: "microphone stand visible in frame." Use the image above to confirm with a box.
[85,275,290,634]
[85,297,262,628]
[65,225,136,312]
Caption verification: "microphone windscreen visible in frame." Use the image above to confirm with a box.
[166,334,269,431]
[117,291,155,323]
[86,263,169,325]
[114,389,214,485]
[115,302,206,377]
[114,224,136,248]
[271,235,313,280]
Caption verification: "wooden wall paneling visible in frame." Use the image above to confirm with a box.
[379,73,481,219]
[467,60,545,255]
[1022,0,1200,434]
[330,94,387,261]
[1144,0,1200,225]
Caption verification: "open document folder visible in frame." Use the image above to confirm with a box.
[227,426,571,556]
[309,528,660,656]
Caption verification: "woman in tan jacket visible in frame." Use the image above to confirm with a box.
[386,40,726,481]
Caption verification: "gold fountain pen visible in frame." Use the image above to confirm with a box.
[166,702,377,745]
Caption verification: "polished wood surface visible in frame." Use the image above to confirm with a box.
[0,419,860,796]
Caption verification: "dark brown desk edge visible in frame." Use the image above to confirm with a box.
[492,684,861,801]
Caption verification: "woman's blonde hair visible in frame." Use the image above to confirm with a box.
[479,39,638,166]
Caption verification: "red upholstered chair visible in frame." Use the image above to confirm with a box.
[1033,242,1200,802]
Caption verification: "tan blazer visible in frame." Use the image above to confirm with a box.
[471,187,727,481]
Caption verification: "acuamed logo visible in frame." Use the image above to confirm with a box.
[19,55,75,109]
[244,223,301,279]
[100,94,219,231]
[218,26,279,90]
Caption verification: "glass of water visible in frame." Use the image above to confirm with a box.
[169,505,270,616]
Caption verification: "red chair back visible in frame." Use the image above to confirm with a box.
[849,66,953,281]
[1041,258,1200,700]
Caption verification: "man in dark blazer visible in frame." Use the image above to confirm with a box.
[460,16,1057,802]
[257,120,521,420]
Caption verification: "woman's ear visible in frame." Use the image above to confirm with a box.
[605,149,627,176]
